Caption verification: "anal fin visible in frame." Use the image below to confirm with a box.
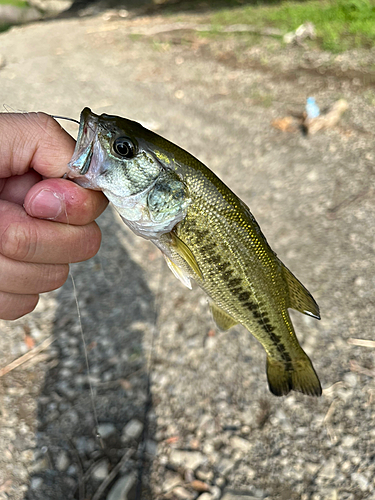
[210,302,238,331]
[282,264,320,319]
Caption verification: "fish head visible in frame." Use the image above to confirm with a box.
[68,108,191,238]
[68,107,162,198]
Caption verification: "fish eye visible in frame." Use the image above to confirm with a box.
[113,137,136,159]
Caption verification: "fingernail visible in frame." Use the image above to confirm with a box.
[28,189,64,220]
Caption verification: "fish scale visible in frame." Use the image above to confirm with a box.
[68,107,322,397]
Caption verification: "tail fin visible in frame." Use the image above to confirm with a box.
[266,354,322,397]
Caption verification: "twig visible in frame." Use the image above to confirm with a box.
[324,400,337,424]
[348,338,375,348]
[92,449,134,500]
[322,381,344,397]
[0,335,56,377]
[350,360,375,377]
[324,400,338,444]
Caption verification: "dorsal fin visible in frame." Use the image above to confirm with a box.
[209,302,238,331]
[282,265,320,319]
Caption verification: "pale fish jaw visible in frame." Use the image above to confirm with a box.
[68,109,99,181]
[70,142,93,175]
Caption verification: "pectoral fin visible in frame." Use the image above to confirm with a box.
[170,232,203,281]
[164,255,192,289]
[282,265,320,319]
[210,302,238,331]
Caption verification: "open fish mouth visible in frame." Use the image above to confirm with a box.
[68,107,99,175]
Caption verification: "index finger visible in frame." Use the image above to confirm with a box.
[0,112,75,178]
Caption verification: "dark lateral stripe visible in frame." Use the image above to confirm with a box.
[217,262,231,272]
[238,291,250,302]
[222,270,234,280]
[228,278,242,288]
[201,243,217,252]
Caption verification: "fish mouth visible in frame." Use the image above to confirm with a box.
[68,107,99,175]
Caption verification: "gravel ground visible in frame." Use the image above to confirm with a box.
[0,11,374,500]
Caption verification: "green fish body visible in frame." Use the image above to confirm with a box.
[68,108,322,397]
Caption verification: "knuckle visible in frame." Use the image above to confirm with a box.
[0,222,37,261]
[35,112,60,136]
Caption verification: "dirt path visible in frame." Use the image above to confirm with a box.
[0,13,374,500]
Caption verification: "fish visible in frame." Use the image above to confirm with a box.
[67,107,322,397]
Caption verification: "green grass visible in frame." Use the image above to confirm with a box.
[0,0,28,7]
[211,0,375,52]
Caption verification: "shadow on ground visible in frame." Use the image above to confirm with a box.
[58,0,297,18]
[25,209,156,500]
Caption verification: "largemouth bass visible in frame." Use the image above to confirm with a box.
[68,108,322,397]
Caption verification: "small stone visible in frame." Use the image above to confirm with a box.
[163,472,181,492]
[169,450,207,470]
[210,486,222,500]
[229,436,253,453]
[341,461,351,473]
[215,477,225,488]
[98,423,116,439]
[20,450,34,462]
[92,460,109,480]
[343,372,357,388]
[29,457,48,474]
[145,439,158,456]
[191,480,210,492]
[351,473,369,491]
[30,477,43,490]
[172,486,196,500]
[325,490,338,500]
[122,419,143,441]
[217,458,235,476]
[342,435,356,448]
[107,473,136,500]
[221,492,258,500]
[205,336,217,350]
[305,462,320,475]
[319,460,337,479]
[196,469,214,482]
[198,494,213,500]
[56,451,70,472]
[67,465,77,476]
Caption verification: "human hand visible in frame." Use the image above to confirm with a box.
[0,112,108,320]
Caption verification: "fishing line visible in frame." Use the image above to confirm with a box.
[52,115,80,125]
[135,254,166,500]
[69,269,103,448]
[62,169,103,450]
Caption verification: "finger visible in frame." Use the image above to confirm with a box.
[0,112,75,178]
[0,291,39,321]
[24,178,108,224]
[0,253,69,294]
[0,170,42,205]
[0,201,102,264]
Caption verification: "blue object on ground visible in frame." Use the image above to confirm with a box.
[306,97,320,119]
